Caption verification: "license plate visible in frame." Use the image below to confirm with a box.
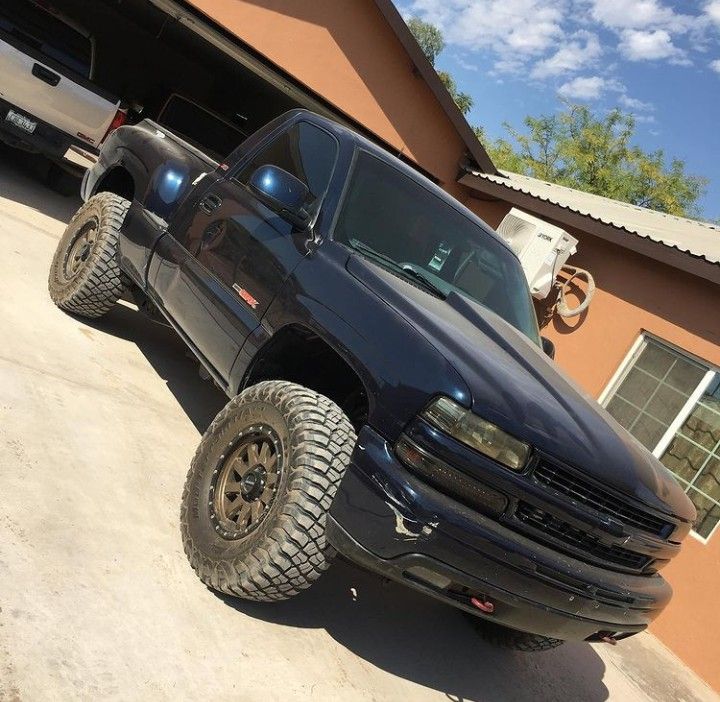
[6,109,37,134]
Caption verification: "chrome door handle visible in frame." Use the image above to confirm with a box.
[198,194,222,215]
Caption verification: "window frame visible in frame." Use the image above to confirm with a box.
[600,332,720,544]
[230,120,340,197]
[0,0,95,79]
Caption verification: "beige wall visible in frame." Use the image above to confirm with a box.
[186,0,469,194]
[469,197,720,691]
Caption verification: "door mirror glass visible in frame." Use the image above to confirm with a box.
[248,164,310,229]
[541,336,555,359]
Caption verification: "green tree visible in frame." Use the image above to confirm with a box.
[406,17,444,67]
[407,17,473,115]
[478,104,707,218]
[437,71,473,116]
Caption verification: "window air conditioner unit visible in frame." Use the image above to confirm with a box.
[495,208,578,300]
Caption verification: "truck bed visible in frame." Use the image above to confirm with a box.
[0,30,119,150]
[147,119,220,171]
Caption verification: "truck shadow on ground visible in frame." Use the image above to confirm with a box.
[81,303,611,701]
[0,143,82,225]
[218,559,610,702]
[82,301,228,432]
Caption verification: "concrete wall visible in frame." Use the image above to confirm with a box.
[185,0,469,194]
[469,197,720,691]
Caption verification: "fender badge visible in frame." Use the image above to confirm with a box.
[233,283,259,309]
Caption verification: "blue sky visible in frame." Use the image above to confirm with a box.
[396,0,719,221]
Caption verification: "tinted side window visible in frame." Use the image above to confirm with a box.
[0,0,92,78]
[158,95,248,160]
[235,122,338,202]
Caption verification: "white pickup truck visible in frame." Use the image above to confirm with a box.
[0,0,126,192]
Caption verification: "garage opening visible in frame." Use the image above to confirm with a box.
[45,0,339,160]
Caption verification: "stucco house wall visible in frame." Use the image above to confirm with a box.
[186,0,470,195]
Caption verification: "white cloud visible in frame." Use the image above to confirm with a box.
[706,1,720,26]
[406,0,566,72]
[711,58,720,72]
[557,75,620,100]
[590,0,695,32]
[618,29,688,62]
[492,55,527,74]
[403,0,716,100]
[530,31,602,79]
[618,94,653,111]
[455,55,479,71]
[615,92,655,121]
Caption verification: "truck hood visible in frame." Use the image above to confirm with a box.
[347,255,695,522]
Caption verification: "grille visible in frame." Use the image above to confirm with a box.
[516,502,650,571]
[533,461,673,537]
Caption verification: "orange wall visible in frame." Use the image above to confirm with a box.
[186,0,468,192]
[470,197,720,691]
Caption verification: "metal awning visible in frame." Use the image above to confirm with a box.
[461,169,720,285]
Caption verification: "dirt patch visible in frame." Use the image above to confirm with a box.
[0,609,21,702]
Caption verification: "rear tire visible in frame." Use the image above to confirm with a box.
[471,618,564,652]
[46,163,80,197]
[181,381,356,601]
[48,192,130,319]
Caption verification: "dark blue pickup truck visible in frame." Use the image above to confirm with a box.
[48,109,695,651]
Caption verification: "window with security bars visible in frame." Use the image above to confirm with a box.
[602,336,720,540]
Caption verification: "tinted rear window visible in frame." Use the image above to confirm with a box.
[0,0,92,78]
[158,96,249,160]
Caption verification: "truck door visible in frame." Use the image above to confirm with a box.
[149,120,339,383]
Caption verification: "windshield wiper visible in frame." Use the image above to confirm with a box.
[349,240,446,299]
[398,265,446,299]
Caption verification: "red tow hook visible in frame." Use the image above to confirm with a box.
[471,596,495,614]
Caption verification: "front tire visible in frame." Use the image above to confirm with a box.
[48,192,130,318]
[181,381,356,601]
[472,618,564,652]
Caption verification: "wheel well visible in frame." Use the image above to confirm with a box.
[243,326,369,430]
[95,166,134,201]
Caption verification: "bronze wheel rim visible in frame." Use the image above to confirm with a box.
[209,425,283,540]
[64,218,99,280]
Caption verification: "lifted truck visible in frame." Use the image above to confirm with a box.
[49,109,696,651]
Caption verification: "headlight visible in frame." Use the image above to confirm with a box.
[421,397,530,471]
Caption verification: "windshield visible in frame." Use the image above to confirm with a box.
[333,151,541,344]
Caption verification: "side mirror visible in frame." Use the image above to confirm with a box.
[248,164,311,229]
[541,337,555,360]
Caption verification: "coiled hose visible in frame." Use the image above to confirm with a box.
[555,265,595,318]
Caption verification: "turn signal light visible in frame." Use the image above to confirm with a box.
[396,435,508,516]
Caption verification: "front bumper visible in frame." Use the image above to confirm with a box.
[328,426,672,642]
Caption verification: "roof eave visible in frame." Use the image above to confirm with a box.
[372,0,499,176]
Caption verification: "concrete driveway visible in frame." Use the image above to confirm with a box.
[0,145,717,702]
